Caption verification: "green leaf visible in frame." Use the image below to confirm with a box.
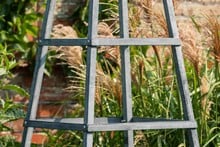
[0,68,7,76]
[1,84,29,97]
[0,15,5,24]
[8,60,17,70]
[203,133,220,147]
[25,23,38,36]
[191,16,201,33]
[0,108,25,124]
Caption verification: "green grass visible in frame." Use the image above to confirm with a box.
[44,1,220,146]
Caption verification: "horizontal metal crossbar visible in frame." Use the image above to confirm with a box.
[88,121,197,132]
[25,119,86,131]
[25,117,197,131]
[39,39,89,46]
[92,38,181,46]
[38,38,181,46]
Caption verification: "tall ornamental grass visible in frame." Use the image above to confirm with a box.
[40,0,220,146]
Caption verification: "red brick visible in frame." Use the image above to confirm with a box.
[12,132,22,142]
[13,132,48,145]
[4,119,24,133]
[31,133,48,145]
[37,104,65,118]
[22,76,33,88]
[0,132,48,145]
[42,75,67,87]
[40,91,70,101]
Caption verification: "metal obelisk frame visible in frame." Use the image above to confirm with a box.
[21,0,199,146]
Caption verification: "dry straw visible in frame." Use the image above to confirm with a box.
[52,22,122,105]
[51,24,83,68]
[204,11,220,62]
[178,22,203,75]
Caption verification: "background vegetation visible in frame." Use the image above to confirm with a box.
[0,0,37,145]
[0,0,220,146]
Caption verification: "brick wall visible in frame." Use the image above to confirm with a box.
[3,66,72,144]
[55,0,86,25]
[11,65,72,116]
[55,0,85,19]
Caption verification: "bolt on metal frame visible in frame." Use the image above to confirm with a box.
[21,0,199,146]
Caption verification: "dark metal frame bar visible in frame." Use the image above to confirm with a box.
[39,38,181,46]
[25,118,196,131]
[118,0,134,146]
[83,0,99,146]
[21,0,56,146]
[163,0,199,146]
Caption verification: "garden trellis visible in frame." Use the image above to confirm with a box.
[21,0,199,146]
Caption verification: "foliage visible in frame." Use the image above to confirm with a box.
[0,135,20,147]
[0,0,40,67]
[0,43,29,145]
[0,1,34,137]
[43,130,83,147]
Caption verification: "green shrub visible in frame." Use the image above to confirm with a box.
[0,0,40,66]
[0,43,29,146]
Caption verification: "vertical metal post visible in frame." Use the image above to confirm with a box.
[163,0,199,146]
[21,0,56,146]
[119,0,133,146]
[83,0,99,146]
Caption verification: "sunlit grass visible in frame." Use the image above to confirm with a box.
[42,1,220,146]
